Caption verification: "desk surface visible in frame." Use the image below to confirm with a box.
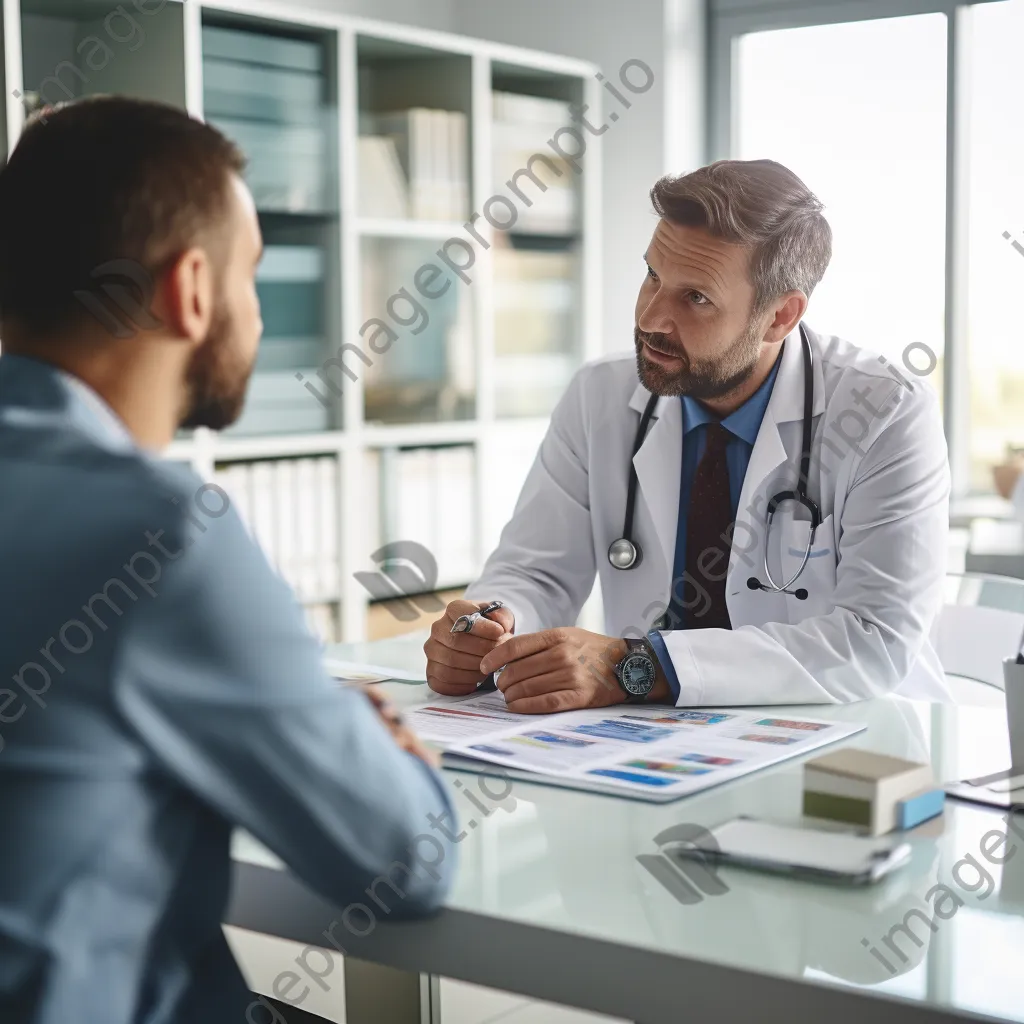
[230,636,1024,1024]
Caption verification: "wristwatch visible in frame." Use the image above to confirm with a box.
[614,637,658,703]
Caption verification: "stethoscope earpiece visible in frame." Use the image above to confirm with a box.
[747,576,810,600]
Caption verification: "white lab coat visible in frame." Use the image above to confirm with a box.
[466,325,951,705]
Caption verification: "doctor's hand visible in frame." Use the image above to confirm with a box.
[424,599,515,697]
[480,628,669,715]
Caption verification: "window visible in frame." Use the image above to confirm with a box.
[734,14,948,399]
[965,0,1024,491]
[715,0,1023,496]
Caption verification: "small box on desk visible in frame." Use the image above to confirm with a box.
[803,749,943,836]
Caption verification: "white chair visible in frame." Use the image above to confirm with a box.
[933,572,1024,703]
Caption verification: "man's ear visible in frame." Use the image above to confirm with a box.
[159,247,214,345]
[764,290,808,343]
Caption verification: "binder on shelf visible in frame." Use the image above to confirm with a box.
[214,460,253,532]
[249,461,277,575]
[435,446,476,585]
[367,445,478,596]
[274,458,298,600]
[203,23,332,217]
[295,458,321,602]
[203,58,322,124]
[212,117,328,213]
[202,26,322,73]
[364,448,383,556]
[317,456,340,600]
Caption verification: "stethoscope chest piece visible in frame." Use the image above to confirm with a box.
[608,537,641,570]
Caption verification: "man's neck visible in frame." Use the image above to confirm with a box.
[4,340,182,450]
[698,341,783,418]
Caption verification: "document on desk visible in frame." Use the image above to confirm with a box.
[322,657,425,684]
[408,692,865,801]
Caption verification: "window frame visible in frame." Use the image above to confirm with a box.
[708,0,1005,497]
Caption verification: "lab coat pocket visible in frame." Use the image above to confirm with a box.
[778,514,837,621]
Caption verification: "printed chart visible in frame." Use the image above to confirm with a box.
[408,693,864,799]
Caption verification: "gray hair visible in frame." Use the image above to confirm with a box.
[650,159,832,316]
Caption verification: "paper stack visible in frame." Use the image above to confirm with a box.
[803,749,945,835]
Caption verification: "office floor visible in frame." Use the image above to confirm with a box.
[225,927,628,1024]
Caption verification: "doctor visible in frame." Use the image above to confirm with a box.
[425,158,950,711]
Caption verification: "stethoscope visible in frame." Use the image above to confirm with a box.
[607,324,820,601]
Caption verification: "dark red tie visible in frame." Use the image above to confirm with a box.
[684,422,733,629]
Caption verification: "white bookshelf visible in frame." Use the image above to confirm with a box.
[2,0,603,642]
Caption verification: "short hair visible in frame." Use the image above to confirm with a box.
[650,159,832,316]
[0,95,246,340]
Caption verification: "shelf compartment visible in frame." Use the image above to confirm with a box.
[19,0,187,111]
[360,235,476,426]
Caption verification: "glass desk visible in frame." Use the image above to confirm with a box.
[229,638,1023,1023]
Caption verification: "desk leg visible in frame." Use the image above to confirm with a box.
[343,958,441,1023]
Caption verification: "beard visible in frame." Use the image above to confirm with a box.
[179,301,255,431]
[635,317,763,400]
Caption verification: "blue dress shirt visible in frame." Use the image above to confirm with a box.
[647,354,782,699]
[0,355,456,1024]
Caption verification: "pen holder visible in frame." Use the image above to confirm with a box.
[1003,657,1024,771]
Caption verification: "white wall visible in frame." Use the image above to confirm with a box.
[297,0,457,31]
[303,0,707,356]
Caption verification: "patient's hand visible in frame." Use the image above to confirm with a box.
[364,685,439,768]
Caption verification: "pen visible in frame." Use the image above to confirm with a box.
[451,600,505,634]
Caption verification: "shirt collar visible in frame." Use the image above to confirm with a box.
[0,354,138,453]
[680,350,783,445]
[57,368,138,450]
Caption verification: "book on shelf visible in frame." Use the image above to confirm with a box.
[361,108,468,221]
[357,136,410,219]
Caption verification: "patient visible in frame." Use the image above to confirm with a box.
[0,97,454,1024]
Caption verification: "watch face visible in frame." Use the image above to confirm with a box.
[619,652,656,696]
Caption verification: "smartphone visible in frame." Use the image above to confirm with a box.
[667,817,912,886]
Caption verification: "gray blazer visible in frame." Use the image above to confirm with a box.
[0,354,456,1024]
